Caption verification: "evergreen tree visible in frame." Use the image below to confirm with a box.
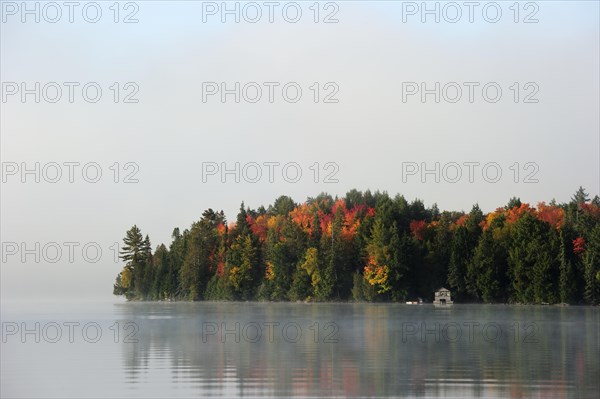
[424,220,452,298]
[448,226,470,299]
[508,214,558,303]
[227,234,258,300]
[168,227,187,299]
[506,197,522,210]
[583,225,600,304]
[558,229,576,303]
[571,186,590,204]
[152,244,170,299]
[387,223,408,301]
[470,227,509,303]
[114,225,151,300]
[351,270,366,301]
[289,266,312,301]
[180,209,224,300]
[269,195,296,216]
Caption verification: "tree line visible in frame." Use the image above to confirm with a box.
[113,187,600,305]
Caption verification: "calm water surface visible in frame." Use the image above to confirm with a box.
[1,302,598,398]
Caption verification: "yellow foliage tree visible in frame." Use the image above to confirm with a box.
[120,267,132,289]
[300,247,321,293]
[364,257,391,294]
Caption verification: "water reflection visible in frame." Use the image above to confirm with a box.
[113,303,599,398]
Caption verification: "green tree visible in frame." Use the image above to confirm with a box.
[227,234,258,300]
[267,241,295,300]
[424,220,452,299]
[151,244,170,299]
[387,223,410,301]
[583,225,600,304]
[289,266,312,301]
[180,209,224,300]
[448,226,470,299]
[167,227,187,299]
[558,229,576,304]
[470,226,509,303]
[114,225,152,300]
[506,197,522,210]
[508,214,558,304]
[269,195,296,216]
[571,186,590,204]
[318,207,350,300]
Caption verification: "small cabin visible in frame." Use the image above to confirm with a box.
[433,287,453,305]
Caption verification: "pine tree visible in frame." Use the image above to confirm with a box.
[289,266,312,301]
[558,230,576,304]
[150,244,169,299]
[506,197,522,210]
[583,225,600,304]
[179,210,224,300]
[268,241,294,300]
[120,225,145,264]
[471,229,508,303]
[227,234,258,300]
[387,223,407,301]
[508,214,558,303]
[448,226,470,299]
[571,186,590,204]
[114,225,151,300]
[269,195,296,216]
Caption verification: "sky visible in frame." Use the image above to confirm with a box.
[1,0,599,302]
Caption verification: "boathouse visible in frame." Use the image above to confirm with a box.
[433,287,453,305]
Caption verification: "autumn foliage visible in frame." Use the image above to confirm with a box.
[573,237,586,257]
[114,187,600,305]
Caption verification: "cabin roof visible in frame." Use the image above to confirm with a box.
[436,287,451,292]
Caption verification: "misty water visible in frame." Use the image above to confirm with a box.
[1,302,598,398]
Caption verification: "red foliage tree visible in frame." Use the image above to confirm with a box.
[410,220,427,241]
[573,237,586,257]
[246,214,269,242]
[536,202,565,229]
[455,215,469,227]
[506,203,535,224]
[581,203,600,219]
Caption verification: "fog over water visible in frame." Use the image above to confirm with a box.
[2,302,599,398]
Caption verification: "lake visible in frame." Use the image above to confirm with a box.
[1,302,598,398]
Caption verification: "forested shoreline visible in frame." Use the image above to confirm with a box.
[113,187,600,305]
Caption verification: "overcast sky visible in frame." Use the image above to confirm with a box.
[1,1,599,302]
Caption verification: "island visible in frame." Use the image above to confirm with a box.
[113,187,600,305]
